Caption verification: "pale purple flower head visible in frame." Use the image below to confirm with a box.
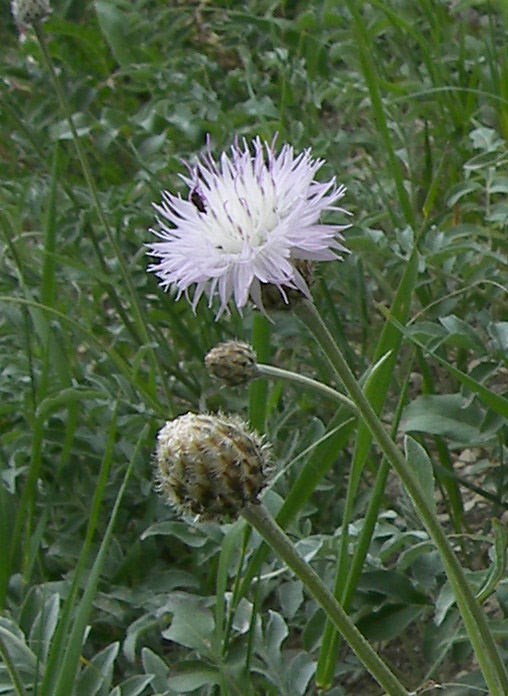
[148,136,350,317]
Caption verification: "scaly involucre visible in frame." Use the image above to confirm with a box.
[155,412,269,521]
[11,0,51,29]
[148,137,350,317]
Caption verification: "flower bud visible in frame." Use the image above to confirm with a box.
[155,412,269,521]
[205,341,258,386]
[11,0,51,29]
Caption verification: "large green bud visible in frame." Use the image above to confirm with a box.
[155,412,269,521]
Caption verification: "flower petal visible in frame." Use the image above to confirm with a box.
[148,136,350,317]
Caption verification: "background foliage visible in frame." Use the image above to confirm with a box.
[2,1,508,694]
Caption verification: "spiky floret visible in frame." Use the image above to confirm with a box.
[155,412,269,521]
[205,341,258,386]
[148,136,350,318]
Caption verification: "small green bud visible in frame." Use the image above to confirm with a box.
[205,340,259,386]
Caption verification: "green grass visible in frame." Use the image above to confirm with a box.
[2,1,508,694]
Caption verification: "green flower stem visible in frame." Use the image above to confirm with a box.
[296,299,508,696]
[257,363,357,413]
[317,358,415,688]
[33,22,170,408]
[249,314,271,431]
[241,502,409,696]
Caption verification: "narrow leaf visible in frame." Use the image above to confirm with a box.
[404,436,436,514]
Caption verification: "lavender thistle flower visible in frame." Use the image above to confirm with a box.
[148,137,350,317]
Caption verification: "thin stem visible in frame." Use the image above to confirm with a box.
[317,352,416,687]
[0,634,29,696]
[241,502,410,696]
[257,363,357,413]
[296,299,508,696]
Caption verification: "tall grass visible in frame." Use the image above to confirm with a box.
[2,1,508,694]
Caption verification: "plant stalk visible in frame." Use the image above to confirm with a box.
[296,299,508,696]
[241,502,409,696]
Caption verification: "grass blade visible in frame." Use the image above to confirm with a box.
[316,250,418,687]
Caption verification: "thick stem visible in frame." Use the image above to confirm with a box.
[241,502,409,696]
[296,299,508,696]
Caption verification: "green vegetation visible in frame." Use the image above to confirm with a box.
[2,1,508,694]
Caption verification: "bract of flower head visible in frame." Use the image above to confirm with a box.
[147,137,350,318]
[11,0,51,29]
[205,340,259,386]
[155,412,269,521]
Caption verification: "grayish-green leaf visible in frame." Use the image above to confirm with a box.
[404,436,436,514]
[161,596,215,655]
